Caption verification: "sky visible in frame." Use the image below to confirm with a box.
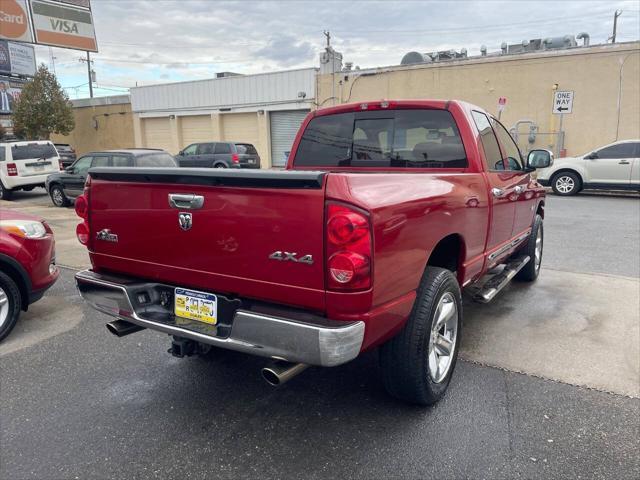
[29,0,640,99]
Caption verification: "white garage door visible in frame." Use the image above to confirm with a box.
[270,110,309,167]
[181,115,213,148]
[143,117,173,153]
[222,113,259,148]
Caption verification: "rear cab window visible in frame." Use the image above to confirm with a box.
[11,142,58,161]
[294,109,467,168]
[136,153,177,167]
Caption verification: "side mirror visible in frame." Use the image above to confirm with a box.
[585,152,598,159]
[178,150,184,156]
[527,149,553,169]
[65,166,74,173]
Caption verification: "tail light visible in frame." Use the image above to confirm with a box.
[6,163,17,176]
[75,176,91,246]
[326,203,372,291]
[231,153,240,164]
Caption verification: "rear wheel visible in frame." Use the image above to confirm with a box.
[380,267,462,405]
[0,182,13,201]
[50,185,70,207]
[0,271,22,342]
[551,172,581,195]
[214,163,227,168]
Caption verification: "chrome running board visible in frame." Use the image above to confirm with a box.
[472,255,530,303]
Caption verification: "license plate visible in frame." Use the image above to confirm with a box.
[174,288,217,324]
[248,159,255,164]
[34,165,45,171]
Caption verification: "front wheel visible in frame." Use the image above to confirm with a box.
[50,185,70,207]
[515,214,543,282]
[213,163,227,168]
[380,267,462,405]
[551,172,580,195]
[0,271,22,342]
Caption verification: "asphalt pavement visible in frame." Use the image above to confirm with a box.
[1,190,639,479]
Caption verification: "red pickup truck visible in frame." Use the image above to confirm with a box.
[75,100,551,405]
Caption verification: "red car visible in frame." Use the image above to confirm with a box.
[0,209,59,340]
[75,100,551,405]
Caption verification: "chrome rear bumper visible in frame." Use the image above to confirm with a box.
[75,269,364,367]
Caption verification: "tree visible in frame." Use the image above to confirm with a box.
[12,64,74,140]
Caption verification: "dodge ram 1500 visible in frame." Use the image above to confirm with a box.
[75,100,551,405]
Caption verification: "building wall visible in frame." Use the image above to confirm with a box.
[316,42,640,157]
[51,101,135,156]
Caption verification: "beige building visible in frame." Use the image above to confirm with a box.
[51,95,134,156]
[130,69,316,168]
[317,42,640,157]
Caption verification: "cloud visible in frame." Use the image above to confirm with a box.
[29,0,639,98]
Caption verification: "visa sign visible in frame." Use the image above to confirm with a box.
[31,0,97,52]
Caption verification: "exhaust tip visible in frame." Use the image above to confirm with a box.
[106,322,119,336]
[262,368,281,386]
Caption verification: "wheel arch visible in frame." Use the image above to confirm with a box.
[425,233,466,284]
[0,253,31,311]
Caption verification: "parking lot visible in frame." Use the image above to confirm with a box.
[0,189,638,479]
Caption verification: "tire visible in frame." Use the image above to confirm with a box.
[380,267,462,405]
[0,271,22,342]
[551,171,581,196]
[0,182,13,201]
[515,214,543,282]
[214,163,227,168]
[50,185,70,207]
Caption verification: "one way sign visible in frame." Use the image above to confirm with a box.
[553,90,574,114]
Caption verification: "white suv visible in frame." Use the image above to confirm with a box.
[536,140,640,195]
[0,140,61,200]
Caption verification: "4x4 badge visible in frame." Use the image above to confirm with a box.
[178,212,192,231]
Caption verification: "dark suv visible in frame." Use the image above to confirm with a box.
[54,143,77,169]
[176,142,261,169]
[45,149,177,207]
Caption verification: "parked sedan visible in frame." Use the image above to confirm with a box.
[46,148,177,207]
[0,209,58,341]
[54,143,77,169]
[536,139,640,195]
[176,142,261,169]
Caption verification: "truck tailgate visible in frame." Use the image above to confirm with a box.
[87,168,327,311]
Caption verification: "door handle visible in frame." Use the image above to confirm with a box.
[618,161,630,165]
[491,187,506,198]
[514,185,525,194]
[168,193,204,210]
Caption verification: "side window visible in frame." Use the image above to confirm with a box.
[91,156,110,168]
[215,143,231,154]
[183,144,198,155]
[0,146,5,162]
[634,143,640,158]
[491,119,524,171]
[597,143,636,159]
[112,155,133,167]
[197,143,214,155]
[73,156,92,175]
[471,111,503,171]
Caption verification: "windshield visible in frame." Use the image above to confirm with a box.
[235,143,258,155]
[295,109,467,168]
[11,143,58,161]
[136,152,177,167]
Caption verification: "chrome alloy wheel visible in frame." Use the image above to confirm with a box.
[0,286,9,328]
[534,226,543,272]
[427,292,458,384]
[52,188,64,206]
[555,175,575,194]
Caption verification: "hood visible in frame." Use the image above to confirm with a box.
[0,209,43,223]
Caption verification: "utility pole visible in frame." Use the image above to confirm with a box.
[609,10,622,43]
[323,30,331,48]
[79,52,94,98]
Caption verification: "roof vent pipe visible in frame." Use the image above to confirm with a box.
[501,42,508,54]
[577,32,590,46]
[480,45,487,56]
[563,35,574,47]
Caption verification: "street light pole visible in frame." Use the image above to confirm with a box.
[610,10,622,43]
[86,51,93,98]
